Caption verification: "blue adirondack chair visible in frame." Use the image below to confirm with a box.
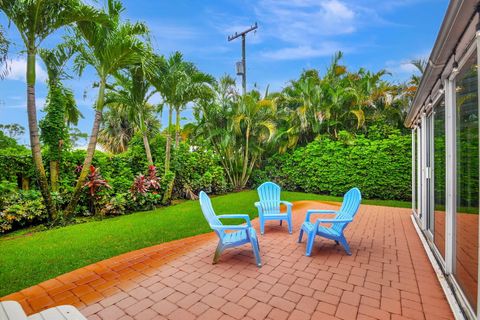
[298,188,361,256]
[199,191,262,267]
[255,182,293,235]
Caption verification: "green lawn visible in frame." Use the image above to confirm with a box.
[0,191,409,296]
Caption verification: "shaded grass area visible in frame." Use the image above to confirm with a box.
[0,191,410,296]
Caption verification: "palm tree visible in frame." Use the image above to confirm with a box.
[105,65,158,163]
[233,93,276,188]
[98,104,135,154]
[0,23,9,79]
[0,0,107,220]
[194,79,276,189]
[64,0,149,218]
[147,52,184,174]
[173,64,214,147]
[276,69,324,147]
[39,43,82,191]
[409,58,427,86]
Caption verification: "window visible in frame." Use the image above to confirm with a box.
[433,98,446,258]
[455,52,479,312]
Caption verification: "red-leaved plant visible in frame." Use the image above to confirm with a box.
[130,174,149,200]
[130,166,161,199]
[147,165,160,191]
[83,165,111,196]
[82,165,111,216]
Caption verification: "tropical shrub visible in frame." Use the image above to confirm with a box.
[252,131,412,201]
[0,186,48,233]
[172,143,228,199]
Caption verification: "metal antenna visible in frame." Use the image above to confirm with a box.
[228,22,258,95]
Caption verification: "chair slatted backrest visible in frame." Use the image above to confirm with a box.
[257,182,281,214]
[199,191,223,232]
[332,188,362,234]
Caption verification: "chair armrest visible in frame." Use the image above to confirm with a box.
[316,218,352,224]
[305,209,337,221]
[217,214,251,226]
[254,202,261,208]
[210,224,250,231]
[279,200,293,207]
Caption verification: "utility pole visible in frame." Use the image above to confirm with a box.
[228,22,258,95]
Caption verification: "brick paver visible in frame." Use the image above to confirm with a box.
[1,201,454,319]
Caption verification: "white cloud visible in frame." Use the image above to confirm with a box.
[4,57,48,83]
[255,0,357,45]
[385,52,429,81]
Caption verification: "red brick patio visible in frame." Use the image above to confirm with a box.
[1,201,454,319]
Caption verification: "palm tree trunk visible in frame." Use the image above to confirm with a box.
[162,105,175,205]
[65,77,106,218]
[50,160,59,192]
[174,107,180,147]
[26,50,57,220]
[142,131,153,166]
[240,124,250,188]
[164,105,173,173]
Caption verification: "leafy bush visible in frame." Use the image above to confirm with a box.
[100,193,128,216]
[172,143,228,198]
[0,186,48,233]
[252,132,412,201]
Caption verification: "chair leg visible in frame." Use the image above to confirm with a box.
[287,215,292,234]
[213,242,223,264]
[338,236,352,256]
[298,229,304,243]
[260,217,265,235]
[305,232,315,257]
[280,220,282,226]
[249,230,262,267]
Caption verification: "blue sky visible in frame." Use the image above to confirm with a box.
[0,0,448,146]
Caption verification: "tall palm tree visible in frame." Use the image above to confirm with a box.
[173,64,214,147]
[0,0,107,220]
[105,65,158,163]
[147,52,184,174]
[39,43,82,191]
[64,0,149,218]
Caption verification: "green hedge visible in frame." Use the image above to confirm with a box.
[0,134,228,233]
[253,133,412,201]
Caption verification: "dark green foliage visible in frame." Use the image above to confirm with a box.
[253,131,412,201]
[172,143,228,198]
[0,147,35,187]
